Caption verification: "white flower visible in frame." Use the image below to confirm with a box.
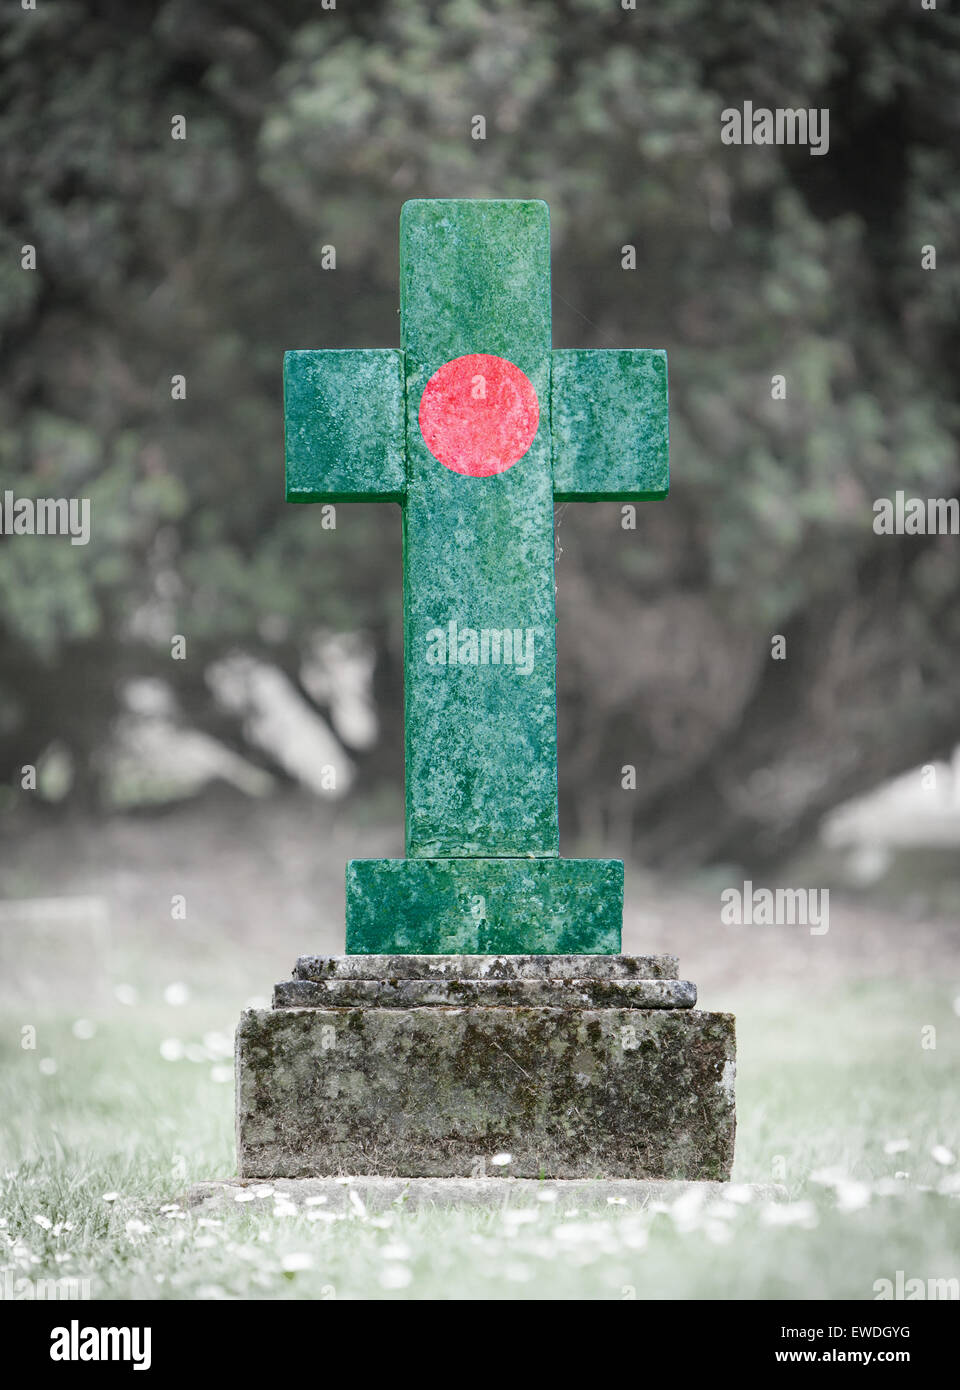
[38,1058,57,1076]
[761,1201,817,1228]
[379,1265,412,1289]
[931,1145,956,1166]
[124,1219,151,1238]
[809,1166,847,1187]
[884,1139,910,1155]
[619,1220,648,1251]
[709,1201,738,1221]
[159,1039,183,1062]
[72,1020,95,1040]
[210,1065,233,1084]
[873,1178,906,1196]
[834,1181,871,1212]
[164,982,190,1006]
[281,1252,313,1272]
[380,1242,412,1261]
[202,1031,233,1059]
[490,1153,512,1167]
[32,1215,52,1231]
[102,1192,119,1203]
[502,1209,538,1227]
[113,984,138,1006]
[723,1184,755,1205]
[231,1245,261,1263]
[669,1187,708,1231]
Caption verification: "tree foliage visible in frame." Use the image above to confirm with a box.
[1,0,958,862]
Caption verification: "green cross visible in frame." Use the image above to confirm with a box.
[284,199,668,953]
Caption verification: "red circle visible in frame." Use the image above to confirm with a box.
[418,353,540,477]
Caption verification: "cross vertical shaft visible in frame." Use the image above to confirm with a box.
[400,200,557,857]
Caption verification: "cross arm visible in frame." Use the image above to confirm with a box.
[551,349,668,501]
[284,349,406,503]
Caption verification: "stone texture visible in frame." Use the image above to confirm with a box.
[236,1002,736,1180]
[186,1176,784,1216]
[345,856,623,954]
[552,348,669,501]
[273,977,696,1010]
[284,348,405,502]
[294,953,679,981]
[400,200,557,859]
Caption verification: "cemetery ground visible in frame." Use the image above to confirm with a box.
[1,796,958,1302]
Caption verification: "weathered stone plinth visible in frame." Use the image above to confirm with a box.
[236,955,736,1181]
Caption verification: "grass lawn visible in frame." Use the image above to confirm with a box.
[1,807,957,1300]
[1,979,957,1300]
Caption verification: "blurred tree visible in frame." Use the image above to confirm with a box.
[0,0,958,866]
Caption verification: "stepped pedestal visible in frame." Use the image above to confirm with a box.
[236,953,736,1181]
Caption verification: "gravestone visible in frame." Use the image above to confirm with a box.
[236,199,736,1180]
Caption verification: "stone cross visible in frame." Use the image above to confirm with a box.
[284,199,668,953]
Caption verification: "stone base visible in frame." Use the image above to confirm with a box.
[236,955,736,1181]
[187,1177,781,1216]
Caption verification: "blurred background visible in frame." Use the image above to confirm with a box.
[1,1,959,1300]
[2,0,959,961]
